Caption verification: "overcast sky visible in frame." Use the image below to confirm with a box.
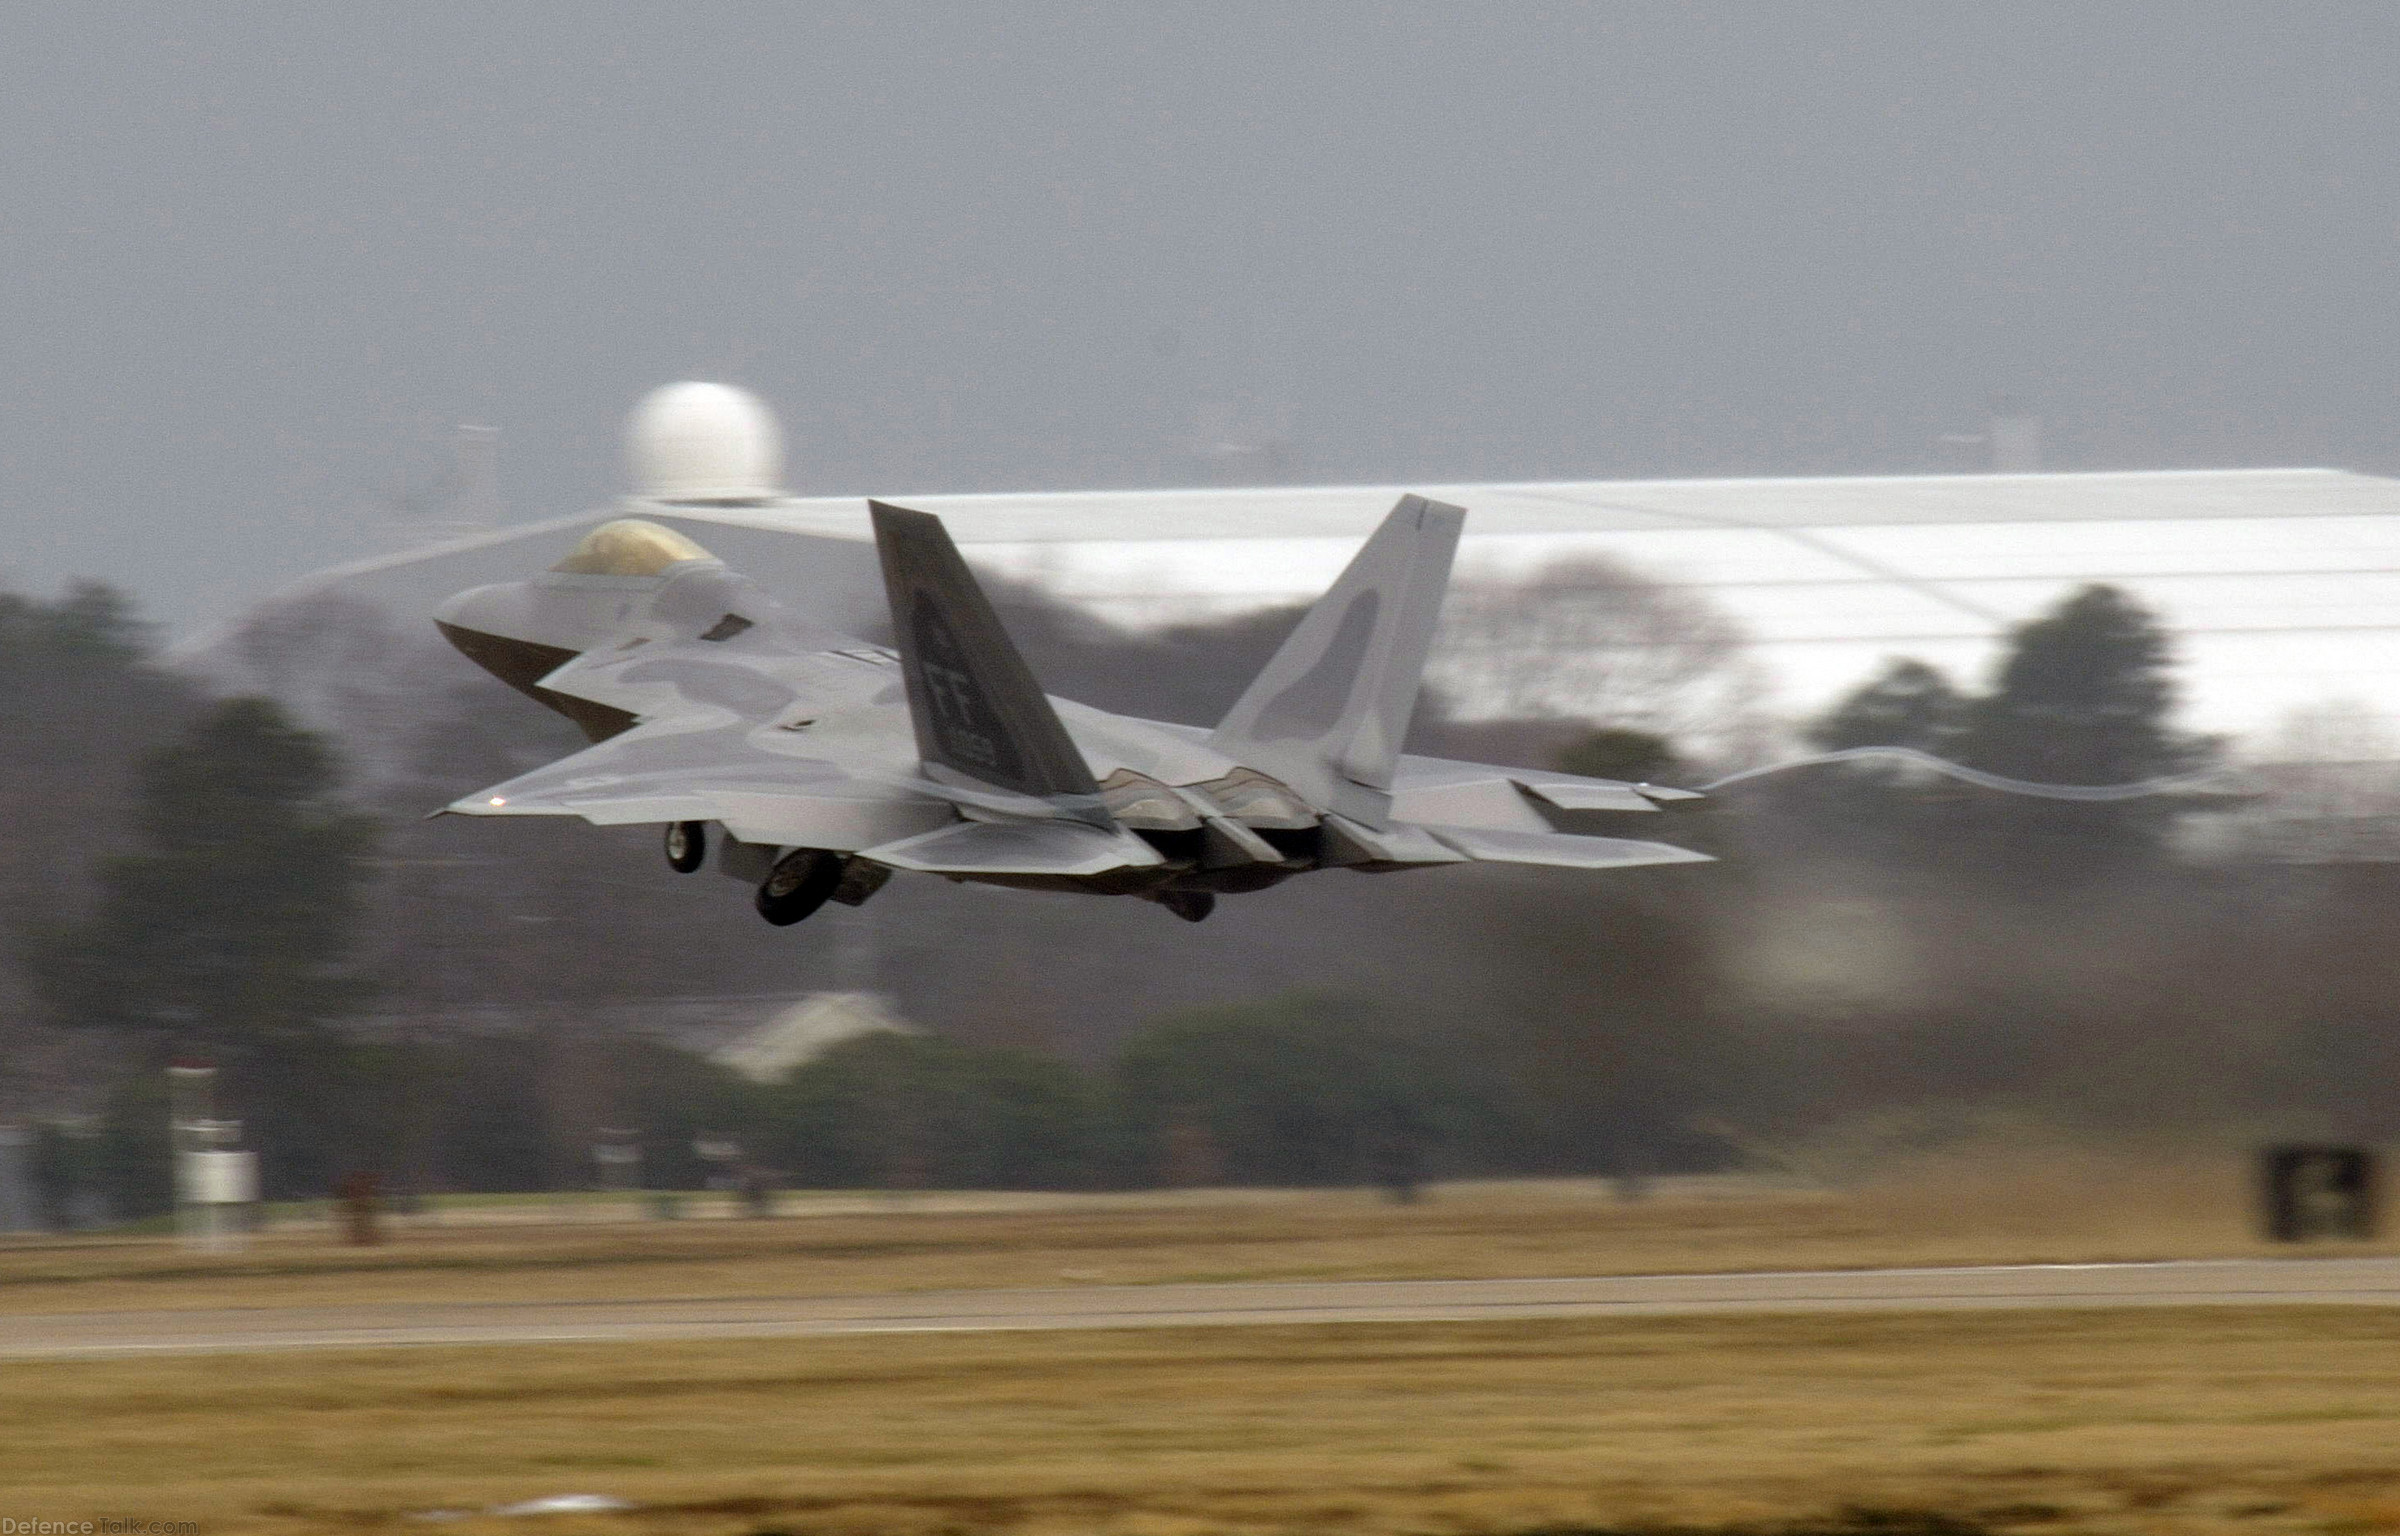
[4,3,2396,631]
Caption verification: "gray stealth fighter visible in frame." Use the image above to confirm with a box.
[433,496,1709,925]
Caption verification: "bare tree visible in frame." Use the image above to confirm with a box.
[1430,554,1771,763]
[212,593,492,801]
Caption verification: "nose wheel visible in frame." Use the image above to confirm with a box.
[664,821,708,873]
[756,849,845,926]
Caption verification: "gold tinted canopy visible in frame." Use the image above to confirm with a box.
[550,519,715,577]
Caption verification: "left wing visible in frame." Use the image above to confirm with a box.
[442,523,1166,879]
[445,721,954,850]
[440,560,959,850]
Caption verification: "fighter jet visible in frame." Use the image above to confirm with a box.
[432,496,1708,925]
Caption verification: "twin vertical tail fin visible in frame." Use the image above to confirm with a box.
[869,501,1110,827]
[1208,495,1465,827]
[871,493,1464,835]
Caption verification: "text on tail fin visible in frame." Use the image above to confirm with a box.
[869,501,1108,823]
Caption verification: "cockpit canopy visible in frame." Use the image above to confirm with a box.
[550,519,716,578]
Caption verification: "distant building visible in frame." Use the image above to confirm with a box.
[177,381,2400,745]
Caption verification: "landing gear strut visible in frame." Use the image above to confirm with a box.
[664,820,707,873]
[755,848,845,926]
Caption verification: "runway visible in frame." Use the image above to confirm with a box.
[1,1256,2394,1360]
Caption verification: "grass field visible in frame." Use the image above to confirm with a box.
[2,1154,2391,1535]
[0,1151,2383,1316]
[3,1309,2397,1535]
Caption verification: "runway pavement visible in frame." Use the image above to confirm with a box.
[2,1256,2395,1359]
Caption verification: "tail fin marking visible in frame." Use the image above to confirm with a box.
[1208,495,1464,826]
[869,501,1109,826]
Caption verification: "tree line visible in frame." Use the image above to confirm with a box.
[5,564,2398,1224]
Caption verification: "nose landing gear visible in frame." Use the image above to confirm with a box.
[664,820,708,873]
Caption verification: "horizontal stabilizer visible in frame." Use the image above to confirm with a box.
[1390,755,1706,824]
[1421,824,1713,870]
[859,819,1165,877]
[1513,780,1663,813]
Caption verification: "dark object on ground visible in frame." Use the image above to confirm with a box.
[2259,1145,2379,1241]
[337,1171,382,1246]
[739,1166,777,1218]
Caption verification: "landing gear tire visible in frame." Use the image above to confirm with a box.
[1160,891,1216,924]
[664,820,707,874]
[756,849,845,926]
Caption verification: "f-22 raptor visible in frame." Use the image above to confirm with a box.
[433,497,1708,925]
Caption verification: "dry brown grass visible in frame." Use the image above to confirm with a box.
[2,1309,2397,1536]
[0,1154,2376,1317]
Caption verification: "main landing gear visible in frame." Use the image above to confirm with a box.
[1158,891,1216,923]
[755,848,846,926]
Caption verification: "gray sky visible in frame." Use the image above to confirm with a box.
[4,3,2396,631]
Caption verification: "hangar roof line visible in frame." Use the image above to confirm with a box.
[185,466,2400,742]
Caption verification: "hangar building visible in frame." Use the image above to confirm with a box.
[182,383,2400,747]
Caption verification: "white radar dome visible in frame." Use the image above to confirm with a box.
[626,381,785,502]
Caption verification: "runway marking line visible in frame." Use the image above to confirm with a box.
[1,1256,2393,1360]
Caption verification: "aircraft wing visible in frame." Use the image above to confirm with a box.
[438,507,1148,862]
[437,576,962,849]
[443,714,957,851]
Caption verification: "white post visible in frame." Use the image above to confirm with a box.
[179,1151,257,1253]
[167,1061,215,1250]
[168,1062,255,1252]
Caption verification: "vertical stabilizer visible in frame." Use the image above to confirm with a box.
[870,501,1110,826]
[1208,495,1465,827]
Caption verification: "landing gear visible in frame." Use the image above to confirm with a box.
[1159,891,1216,923]
[755,848,845,926]
[664,820,707,873]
